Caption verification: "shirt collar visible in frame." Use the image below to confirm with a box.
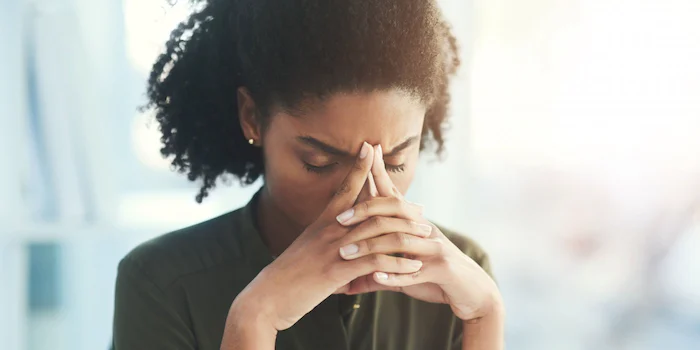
[235,189,276,269]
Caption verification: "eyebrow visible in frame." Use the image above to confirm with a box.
[384,136,419,157]
[296,135,420,157]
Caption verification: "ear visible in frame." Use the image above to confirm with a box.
[237,87,262,144]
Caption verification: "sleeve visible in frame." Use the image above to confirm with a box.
[112,258,196,350]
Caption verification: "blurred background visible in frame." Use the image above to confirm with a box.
[1,0,699,349]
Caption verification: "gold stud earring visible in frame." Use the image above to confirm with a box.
[248,138,255,145]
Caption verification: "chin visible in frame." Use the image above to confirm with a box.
[275,200,320,229]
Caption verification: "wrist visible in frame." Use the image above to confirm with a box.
[221,289,278,350]
[462,299,505,350]
[462,290,504,327]
[231,286,279,331]
[489,290,505,317]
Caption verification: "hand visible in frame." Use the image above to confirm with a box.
[227,142,427,332]
[336,145,502,322]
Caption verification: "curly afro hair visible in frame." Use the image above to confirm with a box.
[143,0,461,202]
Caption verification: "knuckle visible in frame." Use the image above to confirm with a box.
[397,199,412,216]
[361,200,371,215]
[393,256,404,268]
[443,257,459,274]
[441,251,452,264]
[434,253,450,268]
[396,233,412,248]
[370,216,384,229]
[406,219,418,231]
[365,239,377,253]
[370,253,382,268]
[432,239,446,255]
[334,181,350,196]
[353,159,365,171]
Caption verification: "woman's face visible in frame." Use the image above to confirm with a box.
[260,89,426,228]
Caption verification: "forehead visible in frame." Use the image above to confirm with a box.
[274,90,426,151]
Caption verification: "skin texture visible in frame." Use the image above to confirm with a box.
[144,0,458,203]
[239,89,426,256]
[225,88,505,350]
[141,1,502,348]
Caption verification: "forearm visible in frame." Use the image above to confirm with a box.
[462,304,505,350]
[220,298,277,350]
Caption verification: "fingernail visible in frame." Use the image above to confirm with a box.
[375,272,389,280]
[410,260,423,269]
[339,244,359,258]
[417,223,433,236]
[359,142,370,159]
[336,208,355,224]
[376,144,383,158]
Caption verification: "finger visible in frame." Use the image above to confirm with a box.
[342,274,400,295]
[341,216,433,245]
[367,171,377,196]
[341,254,423,279]
[321,142,374,221]
[373,268,430,287]
[339,232,441,260]
[336,196,424,226]
[356,171,378,205]
[333,283,351,294]
[371,144,400,198]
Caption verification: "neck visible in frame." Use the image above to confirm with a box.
[255,186,305,257]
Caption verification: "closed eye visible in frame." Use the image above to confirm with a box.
[303,162,338,174]
[385,163,406,173]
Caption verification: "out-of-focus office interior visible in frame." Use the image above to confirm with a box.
[1,0,699,349]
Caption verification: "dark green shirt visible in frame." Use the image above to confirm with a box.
[112,193,492,350]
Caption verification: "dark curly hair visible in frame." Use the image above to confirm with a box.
[144,0,461,202]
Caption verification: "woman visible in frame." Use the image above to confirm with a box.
[112,0,503,349]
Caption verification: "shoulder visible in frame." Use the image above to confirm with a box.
[118,209,242,290]
[435,223,494,278]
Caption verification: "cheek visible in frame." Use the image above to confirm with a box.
[262,145,344,227]
[388,168,416,195]
[389,150,419,195]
